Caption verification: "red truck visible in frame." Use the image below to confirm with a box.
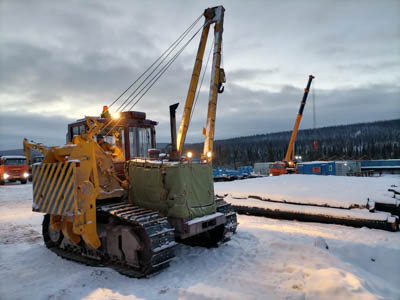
[0,155,29,185]
[269,161,288,176]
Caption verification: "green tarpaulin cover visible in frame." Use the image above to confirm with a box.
[128,160,216,219]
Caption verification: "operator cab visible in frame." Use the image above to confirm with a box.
[66,111,158,161]
[32,156,44,164]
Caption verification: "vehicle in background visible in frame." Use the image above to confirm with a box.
[269,75,314,176]
[269,161,287,176]
[213,166,259,181]
[0,155,29,185]
[254,162,274,176]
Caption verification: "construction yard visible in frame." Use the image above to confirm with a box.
[1,0,399,299]
[1,177,399,300]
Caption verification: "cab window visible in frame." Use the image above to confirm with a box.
[272,164,284,169]
[72,126,79,137]
[129,127,152,158]
[79,125,85,134]
[4,158,26,165]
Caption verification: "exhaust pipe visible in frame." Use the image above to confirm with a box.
[169,103,179,160]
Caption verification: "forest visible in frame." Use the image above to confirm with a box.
[185,119,400,167]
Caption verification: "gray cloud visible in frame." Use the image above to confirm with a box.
[0,0,399,150]
[0,80,398,150]
[229,68,279,82]
[0,111,74,150]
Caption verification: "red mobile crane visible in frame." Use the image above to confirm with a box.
[270,75,315,176]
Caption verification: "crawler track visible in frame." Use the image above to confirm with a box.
[43,202,176,278]
[216,198,238,240]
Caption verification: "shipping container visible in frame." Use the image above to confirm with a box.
[297,161,335,175]
[361,159,400,168]
[298,161,362,176]
[361,159,400,174]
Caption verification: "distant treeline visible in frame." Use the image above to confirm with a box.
[185,119,400,167]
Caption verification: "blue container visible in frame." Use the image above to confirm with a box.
[361,159,400,168]
[297,162,336,175]
[321,162,335,175]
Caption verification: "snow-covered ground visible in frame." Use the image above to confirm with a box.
[215,174,400,208]
[214,175,400,227]
[1,181,400,300]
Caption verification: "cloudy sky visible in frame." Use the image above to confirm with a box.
[0,0,399,150]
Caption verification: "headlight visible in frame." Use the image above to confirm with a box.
[23,172,29,178]
[3,173,9,179]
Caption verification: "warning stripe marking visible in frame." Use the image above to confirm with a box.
[52,165,74,215]
[42,162,64,212]
[32,162,76,216]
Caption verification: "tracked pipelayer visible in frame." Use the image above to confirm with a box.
[30,5,237,277]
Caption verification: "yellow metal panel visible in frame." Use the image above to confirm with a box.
[177,23,211,154]
[53,165,75,215]
[33,163,51,198]
[36,163,58,208]
[41,162,64,212]
[203,7,224,158]
[32,161,76,216]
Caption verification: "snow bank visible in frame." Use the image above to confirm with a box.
[215,174,399,209]
[1,183,400,299]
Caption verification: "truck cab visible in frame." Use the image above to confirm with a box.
[0,155,29,184]
[269,161,288,176]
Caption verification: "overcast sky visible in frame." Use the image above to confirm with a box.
[0,0,399,150]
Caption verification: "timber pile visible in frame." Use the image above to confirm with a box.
[372,186,400,217]
[217,184,400,232]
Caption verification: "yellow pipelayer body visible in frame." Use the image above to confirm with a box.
[32,118,123,249]
[27,6,237,278]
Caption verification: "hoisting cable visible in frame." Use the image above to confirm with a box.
[104,21,209,137]
[190,35,214,125]
[114,19,202,113]
[124,22,209,111]
[99,14,203,136]
[108,13,202,109]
